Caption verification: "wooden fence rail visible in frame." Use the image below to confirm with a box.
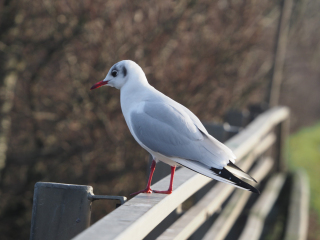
[71,106,303,240]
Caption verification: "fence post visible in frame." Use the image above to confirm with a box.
[30,182,93,240]
[275,116,290,172]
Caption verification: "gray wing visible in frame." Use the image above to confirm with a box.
[176,101,236,161]
[130,101,232,168]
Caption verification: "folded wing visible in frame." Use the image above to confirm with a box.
[130,101,258,192]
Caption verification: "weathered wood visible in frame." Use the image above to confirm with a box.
[238,173,286,240]
[202,157,274,240]
[73,107,288,240]
[157,133,275,240]
[284,169,309,240]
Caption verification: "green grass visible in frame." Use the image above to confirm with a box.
[288,121,320,222]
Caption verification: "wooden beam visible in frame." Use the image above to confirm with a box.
[238,173,286,240]
[202,157,274,240]
[284,169,309,240]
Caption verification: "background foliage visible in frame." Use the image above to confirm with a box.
[0,0,320,239]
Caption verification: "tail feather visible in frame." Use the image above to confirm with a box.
[224,162,257,183]
[210,166,259,194]
[173,158,260,194]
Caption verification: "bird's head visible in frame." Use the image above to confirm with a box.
[90,60,147,90]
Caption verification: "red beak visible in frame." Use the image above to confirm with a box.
[90,80,109,90]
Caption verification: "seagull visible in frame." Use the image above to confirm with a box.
[90,60,259,195]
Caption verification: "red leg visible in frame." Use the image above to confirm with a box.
[130,160,156,195]
[153,166,176,194]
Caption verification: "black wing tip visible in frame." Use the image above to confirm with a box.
[210,167,260,194]
[238,181,260,194]
[248,185,260,194]
[227,162,258,183]
[251,177,258,183]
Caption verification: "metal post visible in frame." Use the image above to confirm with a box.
[203,123,227,142]
[224,109,250,127]
[248,103,269,122]
[203,122,241,142]
[30,182,93,240]
[224,124,241,141]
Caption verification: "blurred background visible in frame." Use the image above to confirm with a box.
[0,0,320,239]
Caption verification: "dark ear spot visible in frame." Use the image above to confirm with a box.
[123,66,127,77]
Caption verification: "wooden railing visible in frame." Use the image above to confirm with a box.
[70,106,308,240]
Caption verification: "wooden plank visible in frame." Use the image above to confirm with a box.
[157,132,275,240]
[202,157,274,240]
[238,173,286,240]
[73,107,288,240]
[284,169,309,240]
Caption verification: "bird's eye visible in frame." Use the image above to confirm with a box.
[111,70,118,77]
